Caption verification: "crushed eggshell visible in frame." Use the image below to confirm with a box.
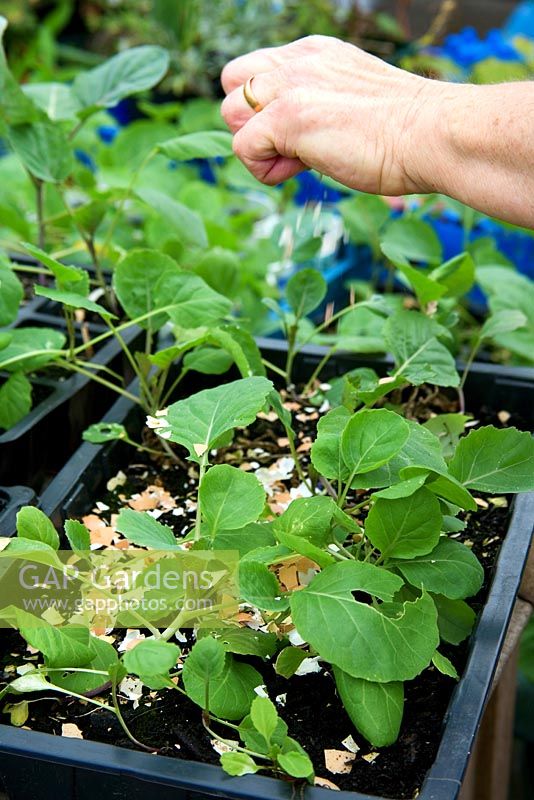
[107,471,127,491]
[295,657,322,676]
[324,749,357,775]
[61,723,83,739]
[275,693,287,707]
[119,677,144,709]
[497,410,511,423]
[288,629,306,647]
[362,752,379,763]
[118,629,146,652]
[341,735,360,754]
[314,777,340,791]
[253,684,269,698]
[211,738,239,755]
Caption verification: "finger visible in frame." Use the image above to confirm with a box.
[220,67,295,134]
[231,102,306,186]
[221,35,331,93]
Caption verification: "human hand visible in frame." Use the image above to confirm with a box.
[220,35,455,196]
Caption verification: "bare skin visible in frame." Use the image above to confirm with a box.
[220,35,534,229]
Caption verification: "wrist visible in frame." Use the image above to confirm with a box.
[400,79,475,196]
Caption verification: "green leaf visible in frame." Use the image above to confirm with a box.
[384,310,459,387]
[183,636,225,684]
[395,539,483,599]
[115,508,178,549]
[273,530,335,569]
[391,258,447,307]
[372,474,428,500]
[476,267,534,361]
[381,217,442,265]
[4,609,93,668]
[273,496,337,548]
[277,750,314,780]
[5,672,52,695]
[22,83,81,121]
[82,422,127,444]
[432,594,476,645]
[52,637,118,694]
[154,270,232,329]
[0,373,31,430]
[113,249,181,331]
[34,286,115,317]
[138,187,207,249]
[200,465,265,535]
[432,650,459,679]
[4,700,29,726]
[0,327,65,372]
[64,519,91,552]
[448,426,534,493]
[163,377,273,463]
[21,244,89,294]
[220,752,259,776]
[239,561,288,612]
[0,254,23,325]
[274,647,308,678]
[290,562,438,682]
[339,194,390,251]
[365,487,442,559]
[479,309,528,341]
[0,17,44,126]
[183,649,260,720]
[341,409,410,477]
[250,695,278,744]
[402,468,476,511]
[16,507,59,550]
[353,419,447,489]
[8,121,73,182]
[239,712,288,754]
[286,269,327,318]
[213,522,276,557]
[157,131,233,160]
[310,406,352,481]
[423,414,472,460]
[123,639,180,680]
[73,46,169,110]
[183,347,233,375]
[429,253,475,297]
[197,626,278,658]
[333,668,404,746]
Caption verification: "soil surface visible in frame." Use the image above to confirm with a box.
[0,388,520,798]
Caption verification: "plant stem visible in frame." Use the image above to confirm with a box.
[261,358,286,379]
[35,180,46,250]
[11,264,54,277]
[111,677,155,752]
[285,323,298,385]
[459,336,481,390]
[101,147,157,259]
[194,454,208,541]
[104,317,152,408]
[338,469,358,509]
[123,435,165,458]
[160,368,187,408]
[302,346,336,395]
[64,308,76,361]
[56,358,142,404]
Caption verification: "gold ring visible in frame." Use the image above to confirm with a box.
[243,76,263,113]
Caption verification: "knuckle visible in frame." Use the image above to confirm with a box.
[231,134,245,160]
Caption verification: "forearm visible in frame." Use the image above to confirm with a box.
[409,81,534,228]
